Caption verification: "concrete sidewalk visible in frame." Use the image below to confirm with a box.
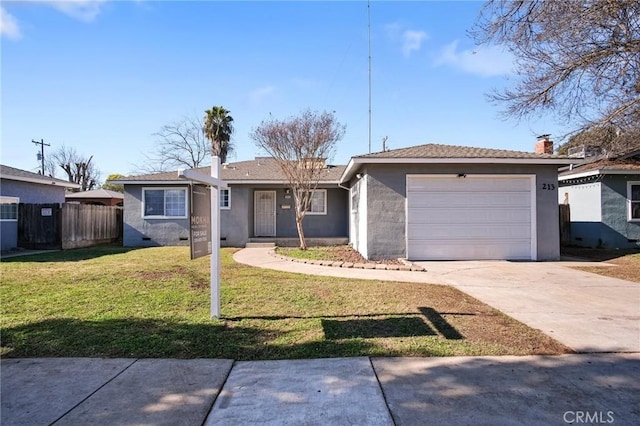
[234,248,640,353]
[2,354,638,425]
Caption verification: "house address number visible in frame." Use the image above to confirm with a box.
[541,183,556,190]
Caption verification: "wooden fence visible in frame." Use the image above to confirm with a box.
[18,203,122,250]
[61,204,123,249]
[559,204,571,246]
[18,203,61,250]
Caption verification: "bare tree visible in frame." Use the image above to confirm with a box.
[473,0,640,134]
[557,126,640,156]
[251,109,346,249]
[141,116,211,173]
[49,145,100,191]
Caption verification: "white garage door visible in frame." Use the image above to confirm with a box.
[407,175,535,260]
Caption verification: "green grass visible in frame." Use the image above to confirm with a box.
[0,246,570,359]
[276,246,339,261]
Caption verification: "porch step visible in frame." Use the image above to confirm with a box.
[245,242,276,248]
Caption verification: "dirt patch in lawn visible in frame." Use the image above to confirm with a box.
[562,247,640,283]
[135,266,209,290]
[277,245,403,265]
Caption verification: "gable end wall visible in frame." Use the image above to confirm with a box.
[363,163,560,260]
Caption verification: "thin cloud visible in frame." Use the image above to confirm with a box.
[435,40,514,77]
[1,6,21,40]
[43,0,108,22]
[384,22,402,39]
[249,85,277,105]
[385,22,428,58]
[1,0,107,40]
[402,30,428,57]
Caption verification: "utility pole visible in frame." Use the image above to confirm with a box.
[32,139,50,175]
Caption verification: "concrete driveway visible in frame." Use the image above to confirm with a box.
[417,260,640,353]
[235,248,640,353]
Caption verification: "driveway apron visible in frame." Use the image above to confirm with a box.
[415,260,640,353]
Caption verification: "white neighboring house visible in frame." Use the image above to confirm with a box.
[558,149,640,249]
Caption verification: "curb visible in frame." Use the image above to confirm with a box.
[268,249,426,272]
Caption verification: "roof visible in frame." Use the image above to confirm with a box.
[112,157,347,185]
[341,143,575,184]
[0,164,81,189]
[559,149,640,180]
[355,143,565,159]
[65,188,124,199]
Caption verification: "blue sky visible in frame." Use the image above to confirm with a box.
[1,1,565,182]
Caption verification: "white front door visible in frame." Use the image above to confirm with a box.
[254,191,276,237]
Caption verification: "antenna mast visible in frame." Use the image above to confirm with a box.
[367,0,372,153]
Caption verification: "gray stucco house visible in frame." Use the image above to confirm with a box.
[114,158,348,248]
[558,149,640,249]
[0,164,80,252]
[339,144,572,261]
[117,143,572,261]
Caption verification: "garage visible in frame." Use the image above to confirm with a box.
[406,175,536,260]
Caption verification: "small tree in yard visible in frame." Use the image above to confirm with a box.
[251,109,346,250]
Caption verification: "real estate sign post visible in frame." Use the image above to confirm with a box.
[178,157,226,318]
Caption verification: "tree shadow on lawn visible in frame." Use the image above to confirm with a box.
[561,247,640,262]
[1,309,467,360]
[227,308,467,341]
[0,245,139,263]
[0,318,378,360]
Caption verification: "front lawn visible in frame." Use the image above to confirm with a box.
[1,246,570,359]
[563,247,640,283]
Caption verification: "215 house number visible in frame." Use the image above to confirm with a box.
[542,183,556,190]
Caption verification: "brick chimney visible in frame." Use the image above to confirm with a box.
[535,134,554,154]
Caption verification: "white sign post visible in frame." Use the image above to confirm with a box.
[178,157,226,318]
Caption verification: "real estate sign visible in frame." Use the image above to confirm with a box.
[189,184,212,260]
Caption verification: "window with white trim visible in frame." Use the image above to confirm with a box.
[220,188,230,209]
[629,181,640,221]
[0,196,19,221]
[142,188,187,218]
[307,189,327,215]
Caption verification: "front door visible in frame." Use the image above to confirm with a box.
[254,191,276,237]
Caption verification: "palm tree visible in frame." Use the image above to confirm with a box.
[203,106,234,163]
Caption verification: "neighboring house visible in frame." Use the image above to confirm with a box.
[66,188,124,206]
[113,157,348,248]
[339,143,572,261]
[558,149,640,249]
[0,164,80,252]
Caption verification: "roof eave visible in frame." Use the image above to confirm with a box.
[114,179,342,186]
[339,157,575,184]
[559,168,640,181]
[2,175,81,189]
